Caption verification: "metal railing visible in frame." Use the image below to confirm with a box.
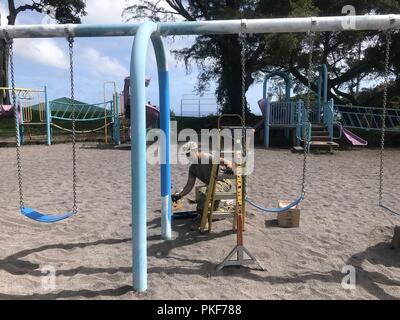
[323,100,334,139]
[50,100,113,122]
[268,101,299,125]
[335,104,400,132]
[180,93,219,117]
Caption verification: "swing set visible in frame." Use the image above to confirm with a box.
[6,35,78,223]
[1,14,399,293]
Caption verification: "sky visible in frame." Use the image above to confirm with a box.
[0,0,269,116]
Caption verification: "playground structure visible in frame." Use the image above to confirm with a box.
[0,86,121,145]
[1,14,400,293]
[123,76,160,128]
[258,64,400,149]
[0,87,46,121]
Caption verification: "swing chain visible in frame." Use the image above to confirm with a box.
[301,31,314,198]
[379,31,392,205]
[68,36,78,214]
[239,21,247,127]
[7,35,25,209]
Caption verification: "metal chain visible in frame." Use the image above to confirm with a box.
[240,22,247,127]
[301,31,315,198]
[68,37,78,214]
[7,36,24,209]
[379,31,391,206]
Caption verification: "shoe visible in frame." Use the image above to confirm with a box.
[190,223,201,231]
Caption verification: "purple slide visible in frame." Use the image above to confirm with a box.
[342,127,368,146]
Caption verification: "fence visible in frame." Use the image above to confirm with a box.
[179,92,219,117]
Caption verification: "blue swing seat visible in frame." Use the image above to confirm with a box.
[21,207,76,223]
[246,195,304,214]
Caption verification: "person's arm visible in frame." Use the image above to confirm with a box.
[173,172,196,201]
[199,151,234,169]
[220,157,234,169]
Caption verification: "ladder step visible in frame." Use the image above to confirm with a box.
[217,174,236,180]
[214,192,237,200]
[311,136,330,141]
[309,141,339,148]
[311,131,329,136]
[211,212,235,219]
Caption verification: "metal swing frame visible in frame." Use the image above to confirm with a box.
[2,14,399,292]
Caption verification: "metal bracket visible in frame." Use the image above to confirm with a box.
[64,26,74,43]
[388,15,396,31]
[310,16,317,32]
[216,245,264,271]
[2,28,13,44]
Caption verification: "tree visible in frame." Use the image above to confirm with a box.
[0,0,87,104]
[124,0,400,115]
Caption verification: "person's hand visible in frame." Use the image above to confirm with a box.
[223,166,234,175]
[171,193,182,203]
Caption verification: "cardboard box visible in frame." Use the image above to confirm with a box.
[277,200,300,228]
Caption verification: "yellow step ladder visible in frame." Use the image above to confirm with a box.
[199,116,248,233]
[199,162,238,232]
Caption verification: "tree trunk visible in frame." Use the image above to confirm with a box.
[0,39,9,104]
[218,35,250,117]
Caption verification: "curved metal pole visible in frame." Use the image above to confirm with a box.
[151,35,172,241]
[131,22,172,292]
[263,71,291,102]
[318,64,328,122]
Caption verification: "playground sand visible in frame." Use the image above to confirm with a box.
[0,143,399,300]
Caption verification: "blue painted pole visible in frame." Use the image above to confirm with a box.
[264,98,270,148]
[152,35,172,241]
[318,68,322,121]
[328,98,334,141]
[131,21,158,293]
[114,93,121,145]
[322,64,328,106]
[45,86,51,145]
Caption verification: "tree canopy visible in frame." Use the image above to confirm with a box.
[124,0,400,114]
[0,0,87,104]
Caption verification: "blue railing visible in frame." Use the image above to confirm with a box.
[268,101,298,125]
[335,104,400,132]
[323,99,334,140]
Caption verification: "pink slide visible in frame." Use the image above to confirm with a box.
[342,127,368,146]
[0,105,14,118]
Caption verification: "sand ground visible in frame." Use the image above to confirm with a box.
[0,143,399,300]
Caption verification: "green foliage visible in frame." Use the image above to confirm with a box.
[126,1,400,114]
[41,0,87,24]
[0,1,87,104]
[5,0,87,25]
